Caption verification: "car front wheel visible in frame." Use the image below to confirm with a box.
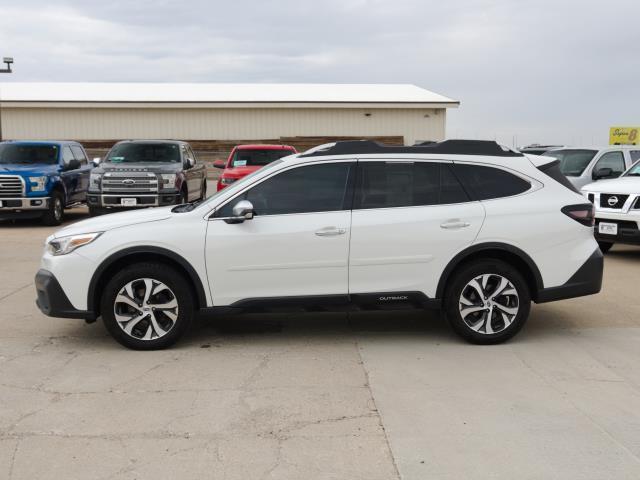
[100,262,194,350]
[444,259,531,344]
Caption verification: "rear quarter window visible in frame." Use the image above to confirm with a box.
[453,164,531,200]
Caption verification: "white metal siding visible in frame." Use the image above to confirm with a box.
[0,107,447,145]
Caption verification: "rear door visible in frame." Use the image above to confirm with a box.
[348,160,484,299]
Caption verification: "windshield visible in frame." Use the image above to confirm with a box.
[542,149,597,177]
[624,159,640,177]
[0,144,59,165]
[230,149,293,168]
[174,159,285,213]
[106,143,181,163]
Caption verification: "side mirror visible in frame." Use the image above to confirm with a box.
[224,200,255,224]
[66,159,81,171]
[213,159,226,169]
[92,157,101,167]
[184,157,195,169]
[593,167,613,180]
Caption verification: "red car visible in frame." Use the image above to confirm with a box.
[213,144,297,190]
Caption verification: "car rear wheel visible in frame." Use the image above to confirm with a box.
[444,259,531,344]
[101,262,194,350]
[597,241,613,253]
[42,191,64,226]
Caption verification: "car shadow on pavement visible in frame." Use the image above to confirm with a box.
[0,207,90,228]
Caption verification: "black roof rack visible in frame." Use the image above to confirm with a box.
[301,139,523,158]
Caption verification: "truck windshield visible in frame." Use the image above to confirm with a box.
[230,149,293,168]
[541,149,597,177]
[0,144,59,164]
[106,143,181,163]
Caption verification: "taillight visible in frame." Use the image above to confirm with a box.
[220,177,237,185]
[561,203,595,227]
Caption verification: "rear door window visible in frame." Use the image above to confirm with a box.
[354,161,469,209]
[453,164,531,200]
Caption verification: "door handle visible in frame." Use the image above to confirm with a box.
[315,227,347,237]
[440,220,471,230]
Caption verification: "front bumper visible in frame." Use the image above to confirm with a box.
[35,269,95,320]
[536,249,603,303]
[0,197,50,210]
[87,192,180,208]
[594,217,640,245]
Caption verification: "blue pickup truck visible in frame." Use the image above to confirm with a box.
[0,141,92,225]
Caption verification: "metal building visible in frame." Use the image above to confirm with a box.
[0,83,458,148]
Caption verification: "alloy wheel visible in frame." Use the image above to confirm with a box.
[458,274,519,335]
[113,278,179,340]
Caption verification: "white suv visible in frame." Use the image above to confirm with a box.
[581,159,640,253]
[35,140,603,349]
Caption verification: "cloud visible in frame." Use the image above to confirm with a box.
[0,0,638,145]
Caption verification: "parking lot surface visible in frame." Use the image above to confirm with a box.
[1,208,640,479]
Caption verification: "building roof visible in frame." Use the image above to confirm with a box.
[0,82,459,107]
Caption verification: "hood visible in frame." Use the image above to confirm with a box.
[0,164,60,176]
[581,176,640,194]
[95,162,182,175]
[221,165,262,178]
[53,206,174,238]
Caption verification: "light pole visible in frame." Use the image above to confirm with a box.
[0,57,13,141]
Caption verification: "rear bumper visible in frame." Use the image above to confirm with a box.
[35,269,95,320]
[536,249,603,303]
[87,192,180,208]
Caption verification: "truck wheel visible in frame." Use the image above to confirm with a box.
[179,189,188,204]
[444,259,531,344]
[101,262,194,350]
[598,241,613,253]
[88,206,105,217]
[42,191,64,226]
[200,179,207,200]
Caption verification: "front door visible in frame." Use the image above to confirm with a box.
[205,161,355,305]
[348,160,484,298]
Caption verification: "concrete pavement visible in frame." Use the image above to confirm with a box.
[1,208,639,479]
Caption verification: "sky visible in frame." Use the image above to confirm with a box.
[0,0,638,147]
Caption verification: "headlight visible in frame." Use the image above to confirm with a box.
[220,177,237,185]
[160,174,177,189]
[47,232,103,256]
[29,176,47,192]
[90,173,101,187]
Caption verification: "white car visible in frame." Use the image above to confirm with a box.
[35,140,603,349]
[542,146,640,190]
[581,159,640,253]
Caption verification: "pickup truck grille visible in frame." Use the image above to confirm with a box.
[102,172,159,193]
[0,175,24,197]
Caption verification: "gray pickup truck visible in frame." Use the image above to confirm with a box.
[87,140,207,215]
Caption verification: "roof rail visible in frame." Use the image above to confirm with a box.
[300,139,522,157]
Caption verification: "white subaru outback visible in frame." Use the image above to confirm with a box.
[35,140,603,349]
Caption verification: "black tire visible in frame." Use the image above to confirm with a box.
[200,179,207,200]
[178,189,188,204]
[88,206,105,217]
[444,258,531,345]
[598,241,614,254]
[100,262,194,350]
[42,191,64,226]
